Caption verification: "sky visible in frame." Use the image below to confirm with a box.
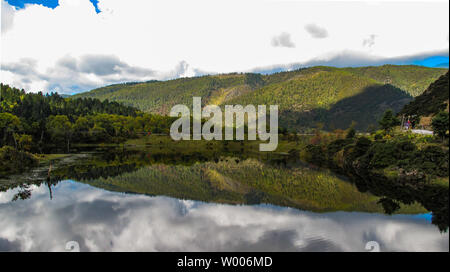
[0,0,449,94]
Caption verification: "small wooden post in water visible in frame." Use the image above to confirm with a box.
[47,161,52,180]
[47,161,53,200]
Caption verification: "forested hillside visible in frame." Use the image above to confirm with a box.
[341,65,446,96]
[0,84,174,153]
[73,65,447,131]
[75,74,252,114]
[399,71,449,118]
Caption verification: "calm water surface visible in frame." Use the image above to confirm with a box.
[0,149,448,252]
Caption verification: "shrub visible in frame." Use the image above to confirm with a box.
[411,145,449,177]
[344,137,372,163]
[374,130,384,140]
[0,146,38,176]
[346,127,356,139]
[366,142,397,168]
[304,144,326,165]
[432,111,449,140]
[379,110,400,132]
[326,138,353,159]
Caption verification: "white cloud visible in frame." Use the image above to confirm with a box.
[0,0,449,94]
[251,49,450,75]
[271,32,296,48]
[0,0,15,33]
[1,55,153,94]
[305,23,328,39]
[363,34,377,48]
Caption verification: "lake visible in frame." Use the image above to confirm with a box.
[0,146,448,252]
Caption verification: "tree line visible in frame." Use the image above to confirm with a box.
[0,84,175,152]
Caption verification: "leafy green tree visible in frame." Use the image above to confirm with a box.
[346,121,357,139]
[89,123,109,142]
[15,134,33,151]
[432,111,449,140]
[378,110,399,132]
[0,112,21,148]
[46,115,73,152]
[73,116,91,141]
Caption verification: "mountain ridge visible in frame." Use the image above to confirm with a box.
[399,71,449,128]
[73,65,448,131]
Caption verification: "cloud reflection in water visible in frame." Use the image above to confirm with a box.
[0,181,447,252]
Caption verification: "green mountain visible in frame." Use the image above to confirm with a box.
[73,65,447,131]
[399,71,449,119]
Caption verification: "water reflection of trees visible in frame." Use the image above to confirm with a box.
[45,150,397,213]
[352,175,448,232]
[11,184,32,201]
[2,147,448,231]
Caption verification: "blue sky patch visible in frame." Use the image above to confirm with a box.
[412,56,449,68]
[6,0,101,13]
[413,213,433,222]
[6,0,59,9]
[89,0,100,13]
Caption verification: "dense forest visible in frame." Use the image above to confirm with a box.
[74,65,447,131]
[302,73,449,183]
[399,71,449,126]
[0,84,175,154]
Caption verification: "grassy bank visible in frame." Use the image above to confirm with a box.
[124,134,307,154]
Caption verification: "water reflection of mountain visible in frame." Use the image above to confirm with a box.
[1,181,447,252]
[1,147,447,231]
